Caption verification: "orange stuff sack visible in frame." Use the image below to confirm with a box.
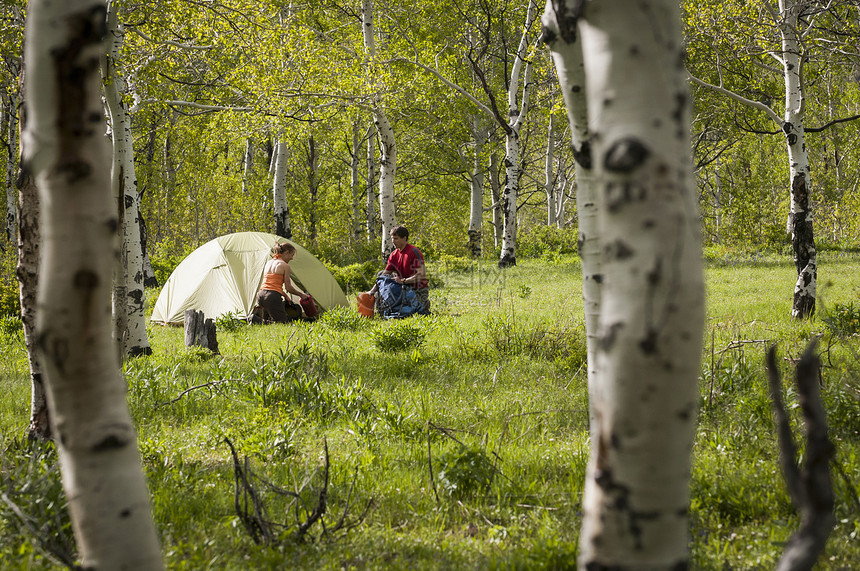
[357,292,375,318]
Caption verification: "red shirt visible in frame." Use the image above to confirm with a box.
[385,244,427,289]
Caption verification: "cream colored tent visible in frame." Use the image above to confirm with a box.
[151,232,347,324]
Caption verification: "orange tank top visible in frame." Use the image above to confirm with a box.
[261,272,285,293]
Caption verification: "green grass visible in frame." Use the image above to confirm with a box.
[1,253,859,569]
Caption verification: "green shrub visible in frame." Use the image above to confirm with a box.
[214,310,246,332]
[370,319,428,352]
[437,445,496,499]
[319,305,365,331]
[484,313,586,367]
[325,261,379,294]
[822,301,860,338]
[1,314,23,337]
[517,226,578,259]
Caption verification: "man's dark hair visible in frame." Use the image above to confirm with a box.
[391,225,409,240]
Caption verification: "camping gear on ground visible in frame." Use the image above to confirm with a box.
[248,298,304,324]
[356,292,375,318]
[300,295,319,319]
[375,274,422,319]
[151,232,348,324]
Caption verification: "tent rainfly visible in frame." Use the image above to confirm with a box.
[151,232,348,324]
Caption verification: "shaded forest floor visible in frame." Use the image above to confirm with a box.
[2,253,859,569]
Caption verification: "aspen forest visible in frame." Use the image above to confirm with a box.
[1,1,859,569]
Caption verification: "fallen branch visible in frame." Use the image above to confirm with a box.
[156,380,232,408]
[766,343,835,571]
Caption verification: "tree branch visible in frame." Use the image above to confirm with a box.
[689,73,783,125]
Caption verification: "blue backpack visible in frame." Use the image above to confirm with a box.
[376,275,421,318]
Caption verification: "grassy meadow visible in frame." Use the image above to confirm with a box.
[1,252,859,569]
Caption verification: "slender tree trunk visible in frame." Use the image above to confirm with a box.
[545,113,558,226]
[103,4,151,357]
[498,1,537,268]
[241,137,253,194]
[575,0,705,567]
[489,152,503,250]
[351,120,363,243]
[468,117,485,258]
[272,138,291,238]
[5,92,18,242]
[22,1,163,567]
[363,0,396,255]
[366,123,377,241]
[780,0,816,319]
[307,133,319,243]
[374,109,396,256]
[15,75,49,441]
[542,0,601,435]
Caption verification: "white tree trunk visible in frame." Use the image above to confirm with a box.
[22,1,163,567]
[5,93,18,241]
[542,0,601,434]
[366,122,377,241]
[15,77,50,440]
[374,109,396,255]
[780,0,816,318]
[351,120,363,242]
[272,138,291,238]
[545,113,558,226]
[498,0,537,268]
[468,117,485,257]
[241,137,253,194]
[576,0,705,567]
[489,152,503,249]
[103,4,151,357]
[362,0,396,255]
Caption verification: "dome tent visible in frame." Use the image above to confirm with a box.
[151,232,347,324]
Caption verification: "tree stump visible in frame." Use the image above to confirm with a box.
[184,310,219,354]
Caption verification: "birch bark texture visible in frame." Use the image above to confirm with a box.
[562,0,704,567]
[362,0,396,256]
[22,1,163,568]
[103,2,151,357]
[272,138,291,238]
[14,79,50,440]
[541,0,600,435]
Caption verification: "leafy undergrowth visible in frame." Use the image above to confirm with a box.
[1,256,859,569]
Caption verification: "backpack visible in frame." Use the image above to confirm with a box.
[375,275,421,319]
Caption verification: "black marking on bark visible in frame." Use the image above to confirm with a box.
[643,219,655,229]
[672,92,687,122]
[577,233,585,254]
[73,270,99,289]
[539,24,557,45]
[605,181,647,212]
[611,431,621,450]
[639,328,658,355]
[782,122,793,134]
[647,258,662,286]
[787,133,798,145]
[547,0,584,44]
[129,288,144,305]
[599,322,624,351]
[787,63,795,71]
[92,434,126,452]
[120,508,132,518]
[603,138,650,173]
[629,44,640,56]
[606,239,634,260]
[124,194,135,208]
[572,140,592,169]
[51,5,108,185]
[571,84,582,93]
[592,273,603,284]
